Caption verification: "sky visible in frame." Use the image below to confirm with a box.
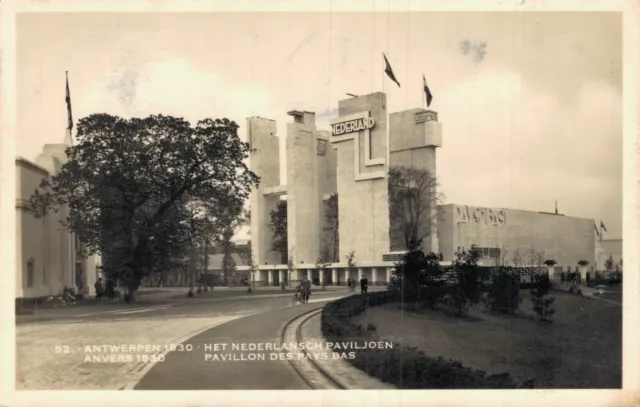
[16,11,622,239]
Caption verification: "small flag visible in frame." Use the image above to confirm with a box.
[423,74,433,107]
[600,221,607,232]
[65,72,73,131]
[594,224,600,237]
[383,53,401,88]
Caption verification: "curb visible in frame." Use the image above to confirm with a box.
[297,307,395,389]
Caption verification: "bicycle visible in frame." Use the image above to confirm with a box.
[292,290,302,305]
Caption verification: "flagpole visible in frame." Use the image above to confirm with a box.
[422,76,425,110]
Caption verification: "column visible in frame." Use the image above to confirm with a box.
[267,270,274,286]
[279,270,285,285]
[386,267,392,283]
[372,267,378,285]
[319,269,324,285]
[358,267,363,281]
[332,268,338,286]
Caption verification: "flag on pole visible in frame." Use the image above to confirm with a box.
[65,71,73,131]
[594,224,600,237]
[600,221,607,232]
[383,53,401,88]
[423,74,433,107]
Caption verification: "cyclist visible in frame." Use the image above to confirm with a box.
[297,276,312,303]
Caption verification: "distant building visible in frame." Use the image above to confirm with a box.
[245,92,607,286]
[437,204,597,268]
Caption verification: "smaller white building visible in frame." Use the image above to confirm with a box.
[15,140,100,299]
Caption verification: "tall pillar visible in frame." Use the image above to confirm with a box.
[267,270,274,286]
[319,269,324,285]
[371,267,378,285]
[248,117,282,266]
[332,268,338,285]
[388,109,443,254]
[358,267,363,281]
[279,270,285,285]
[386,267,392,283]
[331,93,390,264]
[287,111,320,266]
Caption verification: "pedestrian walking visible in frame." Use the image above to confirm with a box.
[106,279,115,300]
[363,276,369,294]
[94,278,104,300]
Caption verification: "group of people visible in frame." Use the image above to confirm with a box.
[346,276,368,294]
[94,277,116,300]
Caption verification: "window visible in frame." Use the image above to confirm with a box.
[27,259,35,287]
[476,247,500,258]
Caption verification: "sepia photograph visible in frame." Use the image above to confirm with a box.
[1,0,638,406]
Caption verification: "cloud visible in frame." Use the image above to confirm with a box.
[434,70,621,235]
[81,58,276,137]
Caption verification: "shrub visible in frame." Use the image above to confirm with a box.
[391,250,447,308]
[530,273,556,322]
[321,292,518,389]
[488,267,520,313]
[448,247,483,315]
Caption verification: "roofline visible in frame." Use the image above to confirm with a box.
[16,157,49,176]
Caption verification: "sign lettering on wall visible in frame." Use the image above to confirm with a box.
[456,205,506,225]
[331,117,375,136]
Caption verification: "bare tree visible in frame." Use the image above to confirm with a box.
[269,200,288,264]
[534,250,545,269]
[388,166,444,252]
[323,193,340,262]
[247,246,258,291]
[315,247,332,290]
[345,250,357,279]
[287,252,295,287]
[511,249,524,268]
[498,246,509,267]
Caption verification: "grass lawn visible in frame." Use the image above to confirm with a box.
[352,291,621,388]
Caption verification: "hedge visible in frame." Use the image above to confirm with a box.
[321,291,519,389]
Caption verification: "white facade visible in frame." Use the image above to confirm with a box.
[15,141,100,299]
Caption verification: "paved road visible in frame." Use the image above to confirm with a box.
[16,288,363,390]
[16,288,351,325]
[135,302,326,390]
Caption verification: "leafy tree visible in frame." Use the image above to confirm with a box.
[30,114,258,301]
[388,166,444,252]
[604,255,615,273]
[218,207,250,285]
[448,246,483,315]
[269,200,288,263]
[530,273,556,322]
[393,249,446,308]
[223,254,237,286]
[323,193,340,262]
